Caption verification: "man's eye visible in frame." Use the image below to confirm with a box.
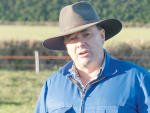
[84,33,90,37]
[68,37,76,42]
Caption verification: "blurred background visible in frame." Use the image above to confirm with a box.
[0,0,150,112]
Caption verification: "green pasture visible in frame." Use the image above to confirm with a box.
[1,25,150,44]
[0,70,56,113]
[0,25,59,41]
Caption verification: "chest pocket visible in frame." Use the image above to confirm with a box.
[95,106,129,113]
[51,106,76,113]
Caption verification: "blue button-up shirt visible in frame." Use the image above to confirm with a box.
[35,52,150,113]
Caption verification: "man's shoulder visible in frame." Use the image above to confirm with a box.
[111,57,149,74]
[105,51,147,73]
[112,58,137,66]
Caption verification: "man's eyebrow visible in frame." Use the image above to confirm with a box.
[80,28,88,33]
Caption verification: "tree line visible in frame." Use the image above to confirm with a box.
[0,0,150,24]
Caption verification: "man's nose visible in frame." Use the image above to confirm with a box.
[76,34,86,47]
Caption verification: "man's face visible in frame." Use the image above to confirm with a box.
[64,25,105,68]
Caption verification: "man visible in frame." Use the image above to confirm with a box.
[35,1,150,113]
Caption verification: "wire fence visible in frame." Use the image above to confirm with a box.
[0,56,70,67]
[1,55,150,67]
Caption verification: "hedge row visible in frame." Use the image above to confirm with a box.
[0,40,69,70]
[105,39,150,67]
[0,39,150,70]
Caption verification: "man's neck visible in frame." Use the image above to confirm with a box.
[77,67,100,86]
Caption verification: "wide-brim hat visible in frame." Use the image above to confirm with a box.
[43,1,122,50]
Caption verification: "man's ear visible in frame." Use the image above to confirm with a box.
[63,37,66,45]
[100,29,105,45]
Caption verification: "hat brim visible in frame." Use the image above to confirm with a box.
[43,19,122,50]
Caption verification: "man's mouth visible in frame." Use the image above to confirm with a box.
[78,51,89,57]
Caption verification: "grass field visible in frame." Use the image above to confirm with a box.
[0,70,57,113]
[1,25,150,43]
[0,25,60,41]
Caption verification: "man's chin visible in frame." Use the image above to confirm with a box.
[77,60,91,68]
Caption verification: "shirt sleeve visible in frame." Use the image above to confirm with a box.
[35,81,48,113]
[137,72,150,113]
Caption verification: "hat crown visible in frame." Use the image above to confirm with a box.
[59,1,100,32]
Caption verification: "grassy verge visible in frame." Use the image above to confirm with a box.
[0,70,56,113]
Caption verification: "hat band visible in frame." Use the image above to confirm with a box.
[61,20,99,33]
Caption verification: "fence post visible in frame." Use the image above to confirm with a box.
[35,51,39,74]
